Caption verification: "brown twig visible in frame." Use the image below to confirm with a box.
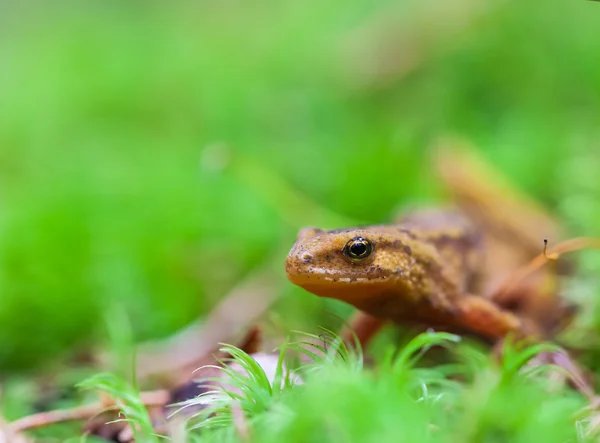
[13,293,270,437]
[493,237,600,300]
[133,261,283,386]
[551,351,596,401]
[1,420,30,443]
[8,389,169,434]
[0,386,31,443]
[0,427,31,443]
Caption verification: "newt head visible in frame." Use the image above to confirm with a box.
[285,225,419,310]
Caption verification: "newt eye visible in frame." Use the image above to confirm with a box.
[343,237,373,261]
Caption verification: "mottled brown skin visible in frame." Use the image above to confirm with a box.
[285,208,529,342]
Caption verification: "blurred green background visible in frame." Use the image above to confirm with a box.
[1,0,600,376]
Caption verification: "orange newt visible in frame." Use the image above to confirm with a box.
[285,141,575,344]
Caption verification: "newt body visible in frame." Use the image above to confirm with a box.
[285,142,575,343]
[286,208,525,341]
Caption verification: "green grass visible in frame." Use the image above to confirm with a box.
[77,373,163,443]
[2,0,600,440]
[76,332,593,442]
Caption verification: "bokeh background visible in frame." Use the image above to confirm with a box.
[1,0,600,388]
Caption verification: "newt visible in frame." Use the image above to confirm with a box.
[285,140,575,343]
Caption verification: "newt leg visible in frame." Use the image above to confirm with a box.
[453,295,530,342]
[489,277,577,339]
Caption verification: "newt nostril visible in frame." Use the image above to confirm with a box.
[300,252,313,263]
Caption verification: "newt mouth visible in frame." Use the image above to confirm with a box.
[287,270,387,292]
[286,271,378,285]
[286,274,390,311]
